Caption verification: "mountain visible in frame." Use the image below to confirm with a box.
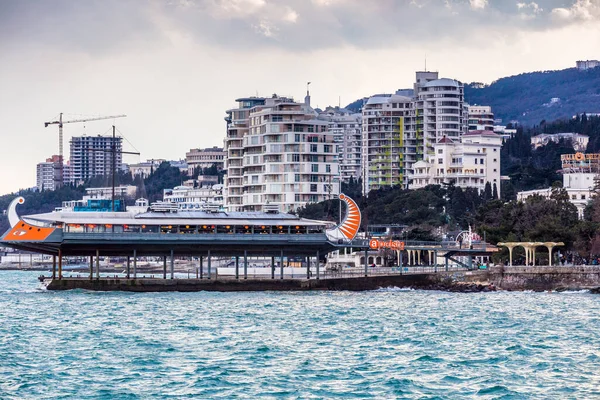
[344,67,600,126]
[465,67,600,126]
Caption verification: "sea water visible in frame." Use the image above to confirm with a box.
[1,270,599,399]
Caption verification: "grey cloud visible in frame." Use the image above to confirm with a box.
[1,0,597,53]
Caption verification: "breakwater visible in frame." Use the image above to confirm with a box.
[436,266,600,291]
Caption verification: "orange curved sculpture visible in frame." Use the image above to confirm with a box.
[326,193,362,242]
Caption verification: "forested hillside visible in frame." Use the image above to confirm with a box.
[465,67,600,126]
[343,67,600,127]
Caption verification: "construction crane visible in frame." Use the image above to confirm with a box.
[44,113,126,187]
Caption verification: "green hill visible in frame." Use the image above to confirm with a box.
[465,67,600,126]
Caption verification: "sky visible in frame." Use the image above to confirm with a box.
[1,0,600,194]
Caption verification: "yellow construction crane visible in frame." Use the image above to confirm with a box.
[44,113,126,187]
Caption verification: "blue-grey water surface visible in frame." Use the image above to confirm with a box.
[1,270,599,399]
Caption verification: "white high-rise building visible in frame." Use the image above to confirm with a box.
[410,131,502,196]
[361,71,470,194]
[224,94,339,212]
[70,135,123,184]
[318,107,362,182]
[414,72,468,161]
[361,94,415,193]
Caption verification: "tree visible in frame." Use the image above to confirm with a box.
[483,182,493,201]
[492,183,499,200]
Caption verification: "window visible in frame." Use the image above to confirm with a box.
[272,115,283,122]
[324,145,331,153]
[295,134,301,142]
[292,154,300,162]
[310,184,318,192]
[312,164,319,172]
[572,195,577,200]
[475,159,478,165]
[438,149,443,154]
[493,158,497,162]
[438,158,443,164]
[310,144,318,153]
[582,195,586,200]
[270,124,280,133]
[480,158,484,164]
[493,169,497,172]
[480,169,484,174]
[295,174,300,182]
[294,125,303,132]
[326,164,331,173]
[493,148,497,152]
[295,194,300,202]
[307,126,314,133]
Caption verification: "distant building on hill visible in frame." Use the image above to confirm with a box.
[576,60,600,70]
[530,132,589,152]
[185,146,225,176]
[129,159,165,178]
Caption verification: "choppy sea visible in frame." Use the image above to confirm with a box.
[1,270,599,399]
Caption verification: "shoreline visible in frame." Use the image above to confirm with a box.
[4,266,600,293]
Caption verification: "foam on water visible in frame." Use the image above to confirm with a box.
[1,270,600,399]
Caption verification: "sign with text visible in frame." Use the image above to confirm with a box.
[369,239,405,251]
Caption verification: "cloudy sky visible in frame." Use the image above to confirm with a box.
[1,0,599,194]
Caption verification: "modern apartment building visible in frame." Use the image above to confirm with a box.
[185,146,225,176]
[410,130,502,196]
[224,97,267,210]
[318,107,362,182]
[36,155,61,191]
[361,71,469,194]
[224,95,340,212]
[468,106,494,131]
[361,94,415,193]
[69,135,123,184]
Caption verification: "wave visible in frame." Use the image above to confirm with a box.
[373,286,415,292]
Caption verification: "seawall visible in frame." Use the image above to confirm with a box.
[46,274,438,292]
[44,266,600,292]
